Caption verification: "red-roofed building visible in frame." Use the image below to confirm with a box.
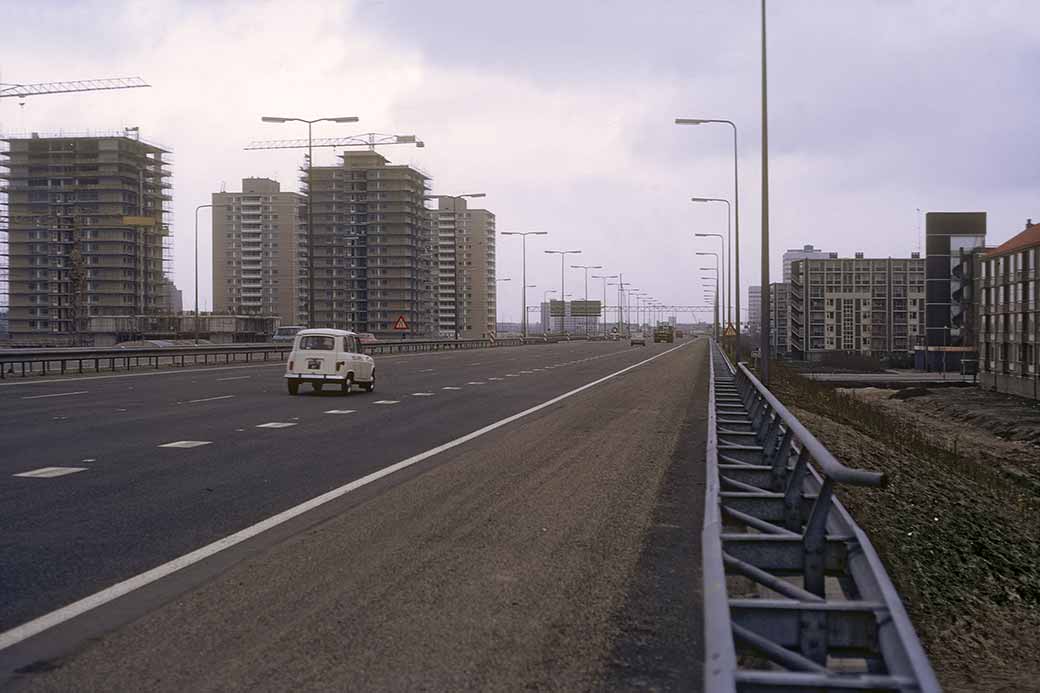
[978,219,1040,399]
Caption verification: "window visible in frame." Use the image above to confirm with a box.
[299,335,335,350]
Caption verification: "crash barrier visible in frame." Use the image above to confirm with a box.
[704,341,940,692]
[0,337,530,379]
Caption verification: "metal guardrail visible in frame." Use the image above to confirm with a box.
[705,341,940,692]
[0,337,529,379]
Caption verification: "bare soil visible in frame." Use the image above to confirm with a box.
[771,365,1040,693]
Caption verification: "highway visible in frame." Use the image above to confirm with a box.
[0,337,708,690]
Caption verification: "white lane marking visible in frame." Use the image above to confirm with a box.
[82,458,96,463]
[13,467,87,479]
[372,400,400,405]
[0,340,691,653]
[20,390,88,400]
[411,392,435,397]
[256,422,296,428]
[216,376,251,382]
[187,395,235,404]
[505,374,519,377]
[442,386,462,390]
[158,441,212,449]
[520,370,534,374]
[488,377,503,381]
[324,409,356,414]
[419,368,435,373]
[466,381,486,385]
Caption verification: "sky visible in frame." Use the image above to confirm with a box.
[2,0,1038,323]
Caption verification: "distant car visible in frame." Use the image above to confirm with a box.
[356,332,379,345]
[273,325,305,343]
[285,329,375,395]
[630,333,647,347]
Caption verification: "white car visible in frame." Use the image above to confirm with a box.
[630,333,647,347]
[285,329,376,395]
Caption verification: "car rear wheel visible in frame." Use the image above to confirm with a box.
[341,374,353,395]
[287,380,300,396]
[362,371,375,392]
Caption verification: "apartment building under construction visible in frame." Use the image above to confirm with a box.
[0,132,173,343]
[304,150,434,337]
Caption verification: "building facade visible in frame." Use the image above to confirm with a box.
[1,133,172,343]
[783,244,837,283]
[305,151,434,337]
[212,178,304,323]
[430,196,496,338]
[978,220,1040,399]
[748,285,761,333]
[768,282,788,356]
[922,212,986,370]
[788,254,925,360]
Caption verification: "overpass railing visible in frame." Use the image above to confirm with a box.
[705,341,940,692]
[0,337,529,379]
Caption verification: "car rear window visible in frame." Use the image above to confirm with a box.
[299,335,335,351]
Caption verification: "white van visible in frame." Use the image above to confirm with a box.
[285,328,376,395]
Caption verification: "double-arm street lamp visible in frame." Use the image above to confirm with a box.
[676,117,741,361]
[571,264,602,337]
[592,273,618,336]
[545,249,581,334]
[502,231,548,339]
[259,115,360,327]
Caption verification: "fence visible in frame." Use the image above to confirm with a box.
[0,337,529,379]
[704,341,940,692]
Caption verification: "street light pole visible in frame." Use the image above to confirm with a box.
[692,199,731,326]
[545,249,581,334]
[593,274,617,337]
[259,115,359,328]
[700,252,720,337]
[675,117,741,361]
[193,204,213,345]
[502,231,548,340]
[571,264,602,337]
[760,0,771,384]
[542,289,556,332]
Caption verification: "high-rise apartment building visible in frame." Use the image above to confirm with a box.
[748,285,761,333]
[978,219,1040,399]
[768,282,788,356]
[788,254,925,359]
[1,133,172,343]
[783,244,837,283]
[430,196,496,338]
[305,151,433,337]
[212,178,304,323]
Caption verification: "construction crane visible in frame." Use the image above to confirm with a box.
[244,132,424,151]
[0,77,150,99]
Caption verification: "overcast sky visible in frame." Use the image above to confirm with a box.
[2,0,1038,322]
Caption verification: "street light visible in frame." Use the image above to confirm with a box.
[428,193,487,339]
[260,114,360,327]
[676,117,742,362]
[545,249,581,334]
[592,273,618,336]
[699,252,720,338]
[692,197,731,325]
[193,203,231,345]
[571,264,602,337]
[695,231,726,330]
[502,231,548,339]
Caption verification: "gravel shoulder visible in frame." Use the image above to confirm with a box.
[9,340,708,692]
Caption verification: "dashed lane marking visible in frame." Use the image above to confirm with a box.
[158,441,212,449]
[256,422,297,428]
[13,467,88,479]
[216,376,252,382]
[372,400,400,405]
[21,391,88,400]
[442,386,462,390]
[324,409,356,414]
[411,392,435,397]
[488,377,503,381]
[466,381,486,385]
[186,395,235,404]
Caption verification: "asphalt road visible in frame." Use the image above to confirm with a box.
[1,337,708,690]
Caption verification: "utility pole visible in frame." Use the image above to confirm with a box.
[760,0,771,384]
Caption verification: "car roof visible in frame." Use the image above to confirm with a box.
[296,328,358,337]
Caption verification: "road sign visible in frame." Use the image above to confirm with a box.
[570,300,601,317]
[392,315,409,331]
[723,322,737,337]
[549,300,566,317]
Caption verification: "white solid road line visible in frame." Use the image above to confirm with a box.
[20,390,89,400]
[13,467,88,479]
[0,340,691,653]
[187,395,235,404]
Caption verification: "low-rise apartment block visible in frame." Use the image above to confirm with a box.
[788,254,925,360]
[978,219,1040,399]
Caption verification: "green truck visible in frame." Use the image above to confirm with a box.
[653,324,675,343]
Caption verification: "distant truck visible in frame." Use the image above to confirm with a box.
[653,324,675,343]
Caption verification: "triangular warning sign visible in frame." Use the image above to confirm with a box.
[723,322,737,337]
[392,315,409,330]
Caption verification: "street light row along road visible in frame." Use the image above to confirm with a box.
[0,338,707,691]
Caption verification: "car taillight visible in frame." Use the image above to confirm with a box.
[289,360,294,370]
